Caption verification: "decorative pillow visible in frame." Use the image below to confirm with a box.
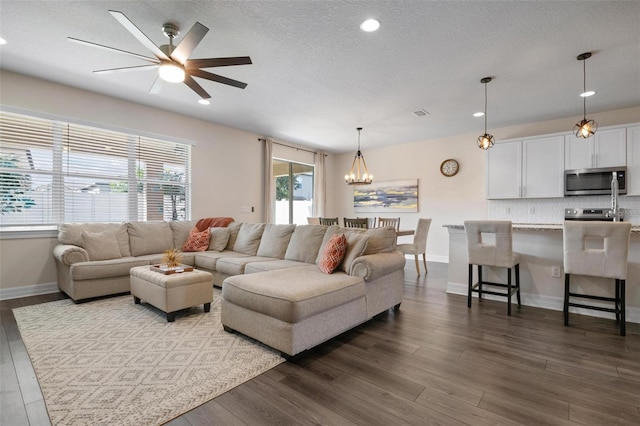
[257,224,296,258]
[318,233,347,274]
[208,227,231,251]
[233,223,266,255]
[285,225,328,263]
[363,226,396,255]
[224,222,243,250]
[182,227,211,252]
[340,233,369,273]
[81,230,122,261]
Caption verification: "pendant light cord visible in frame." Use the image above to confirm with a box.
[582,58,587,120]
[484,81,488,133]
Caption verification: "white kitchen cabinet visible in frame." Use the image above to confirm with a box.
[487,141,521,199]
[522,136,565,198]
[627,126,640,195]
[486,135,564,199]
[565,127,626,169]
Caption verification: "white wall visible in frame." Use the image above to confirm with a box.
[0,71,333,295]
[327,106,640,262]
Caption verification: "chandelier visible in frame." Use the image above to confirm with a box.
[345,127,373,185]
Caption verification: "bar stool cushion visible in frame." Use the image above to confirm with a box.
[465,220,520,268]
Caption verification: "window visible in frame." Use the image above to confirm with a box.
[273,159,314,225]
[0,110,191,228]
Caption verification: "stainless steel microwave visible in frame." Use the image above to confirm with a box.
[564,167,626,196]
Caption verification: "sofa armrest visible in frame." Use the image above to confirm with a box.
[53,244,89,265]
[349,251,405,281]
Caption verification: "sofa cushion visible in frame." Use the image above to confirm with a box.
[170,220,198,249]
[233,223,266,255]
[70,258,150,281]
[182,227,211,252]
[340,233,369,273]
[128,221,174,257]
[285,225,327,263]
[59,222,131,257]
[194,251,249,271]
[216,256,279,276]
[136,252,196,266]
[364,226,397,255]
[222,265,365,323]
[81,230,122,261]
[257,224,296,258]
[209,227,231,251]
[318,234,347,274]
[244,260,310,274]
[224,222,243,250]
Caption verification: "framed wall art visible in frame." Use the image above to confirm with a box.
[353,179,418,213]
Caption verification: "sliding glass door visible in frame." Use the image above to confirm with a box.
[273,159,314,225]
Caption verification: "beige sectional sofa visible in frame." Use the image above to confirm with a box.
[53,220,405,357]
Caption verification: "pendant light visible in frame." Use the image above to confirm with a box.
[574,52,597,138]
[345,127,373,185]
[477,77,494,150]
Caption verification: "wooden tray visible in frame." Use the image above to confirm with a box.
[150,264,194,275]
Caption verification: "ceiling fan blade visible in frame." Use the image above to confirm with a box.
[189,69,248,89]
[108,10,170,61]
[68,37,159,63]
[93,64,159,74]
[186,57,252,69]
[149,76,164,94]
[171,22,209,65]
[184,75,211,99]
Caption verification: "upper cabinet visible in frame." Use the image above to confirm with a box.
[564,127,626,170]
[487,136,564,199]
[627,126,640,196]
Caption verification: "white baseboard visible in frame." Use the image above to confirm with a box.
[0,282,59,300]
[447,281,640,324]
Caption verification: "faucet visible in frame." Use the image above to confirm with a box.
[610,171,622,222]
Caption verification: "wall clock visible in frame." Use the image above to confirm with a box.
[440,159,459,177]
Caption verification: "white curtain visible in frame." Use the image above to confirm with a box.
[313,151,326,217]
[262,138,275,223]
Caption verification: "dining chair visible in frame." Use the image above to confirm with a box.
[464,220,521,316]
[378,217,400,231]
[397,218,431,275]
[319,217,339,226]
[563,221,631,335]
[359,217,377,229]
[307,217,320,225]
[343,218,368,228]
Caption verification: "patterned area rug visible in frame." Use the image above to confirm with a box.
[13,289,284,425]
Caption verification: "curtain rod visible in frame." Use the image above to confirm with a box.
[258,138,318,155]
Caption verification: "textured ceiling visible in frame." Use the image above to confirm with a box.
[1,1,639,153]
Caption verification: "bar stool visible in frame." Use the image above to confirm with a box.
[563,221,631,336]
[465,220,521,315]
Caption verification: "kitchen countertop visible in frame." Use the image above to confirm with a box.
[443,223,640,233]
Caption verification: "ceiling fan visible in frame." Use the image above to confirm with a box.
[68,10,252,101]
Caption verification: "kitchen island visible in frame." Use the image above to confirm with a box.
[444,223,640,324]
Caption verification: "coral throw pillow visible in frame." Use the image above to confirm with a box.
[182,227,211,252]
[318,233,347,274]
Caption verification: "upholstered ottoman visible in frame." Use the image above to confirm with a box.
[130,266,213,322]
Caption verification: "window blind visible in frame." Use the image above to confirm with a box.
[0,110,191,226]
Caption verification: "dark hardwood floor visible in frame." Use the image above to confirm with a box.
[2,261,639,425]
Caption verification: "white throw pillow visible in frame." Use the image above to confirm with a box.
[208,227,231,251]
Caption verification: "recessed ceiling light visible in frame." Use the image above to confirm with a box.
[580,91,596,97]
[0,37,7,45]
[198,99,210,105]
[473,112,485,117]
[360,19,380,32]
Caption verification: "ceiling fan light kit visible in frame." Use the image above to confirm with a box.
[345,127,373,185]
[574,52,598,139]
[69,10,252,101]
[476,77,495,150]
